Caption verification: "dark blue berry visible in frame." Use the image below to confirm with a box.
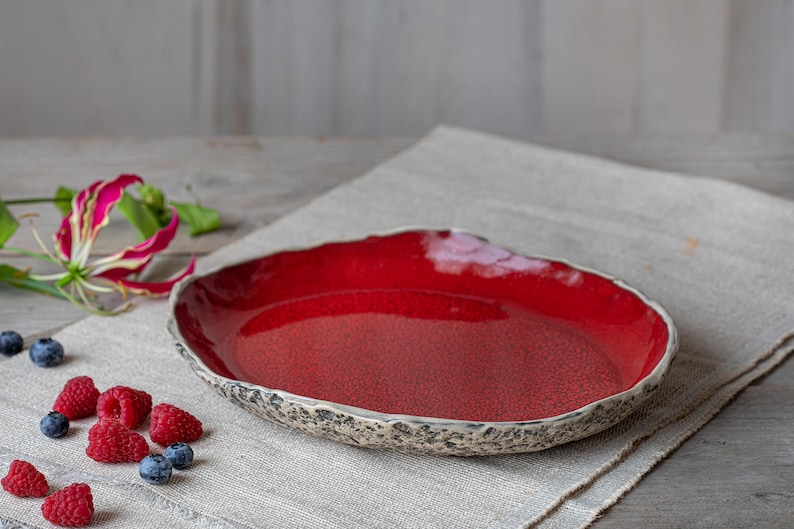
[29,338,64,367]
[40,411,70,438]
[0,330,24,357]
[139,454,172,484]
[164,442,194,470]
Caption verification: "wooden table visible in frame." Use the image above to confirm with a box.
[2,135,792,528]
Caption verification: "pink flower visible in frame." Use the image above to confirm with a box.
[33,174,195,309]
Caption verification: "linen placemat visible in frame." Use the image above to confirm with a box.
[2,126,794,528]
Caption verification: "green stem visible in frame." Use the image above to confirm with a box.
[55,283,129,316]
[1,245,58,264]
[3,197,71,205]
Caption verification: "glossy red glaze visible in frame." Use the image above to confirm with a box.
[175,230,670,422]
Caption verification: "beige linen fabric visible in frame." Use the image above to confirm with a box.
[2,127,793,528]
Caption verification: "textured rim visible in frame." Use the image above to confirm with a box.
[167,229,679,456]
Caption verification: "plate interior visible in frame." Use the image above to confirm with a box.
[174,230,670,422]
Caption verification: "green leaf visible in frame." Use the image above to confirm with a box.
[169,201,221,237]
[139,183,166,214]
[0,265,66,298]
[116,192,162,241]
[0,199,20,247]
[54,186,77,217]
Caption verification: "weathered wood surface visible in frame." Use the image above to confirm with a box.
[600,380,794,529]
[1,1,794,137]
[1,135,793,528]
[0,137,415,337]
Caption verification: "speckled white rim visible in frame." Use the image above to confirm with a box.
[167,228,678,456]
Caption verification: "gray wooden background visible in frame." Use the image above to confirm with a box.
[1,0,792,138]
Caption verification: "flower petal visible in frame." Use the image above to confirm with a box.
[55,180,101,260]
[89,206,179,278]
[87,174,143,243]
[110,255,195,296]
[55,175,142,262]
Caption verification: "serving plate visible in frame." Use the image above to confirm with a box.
[168,229,677,456]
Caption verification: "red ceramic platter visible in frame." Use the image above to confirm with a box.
[169,229,678,455]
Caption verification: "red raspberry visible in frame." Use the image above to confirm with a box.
[1,460,49,497]
[53,376,100,420]
[86,418,149,463]
[41,482,94,527]
[96,385,152,429]
[149,403,203,446]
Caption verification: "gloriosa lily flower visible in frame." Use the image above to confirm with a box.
[31,174,195,313]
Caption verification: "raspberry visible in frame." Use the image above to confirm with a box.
[96,385,152,429]
[41,482,94,527]
[1,460,49,497]
[86,418,149,463]
[149,403,203,446]
[53,376,100,420]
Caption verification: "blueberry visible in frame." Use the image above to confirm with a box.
[0,330,24,357]
[29,338,64,367]
[164,442,194,470]
[139,454,172,484]
[40,411,70,438]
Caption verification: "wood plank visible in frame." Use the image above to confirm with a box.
[250,0,544,137]
[0,254,197,340]
[354,1,456,136]
[1,137,415,337]
[192,0,223,135]
[597,384,794,528]
[0,0,196,136]
[527,133,794,198]
[250,0,339,135]
[541,0,639,133]
[0,256,124,340]
[635,0,729,132]
[3,133,794,264]
[0,136,415,255]
[213,0,253,134]
[2,1,793,137]
[724,0,794,132]
[428,1,543,137]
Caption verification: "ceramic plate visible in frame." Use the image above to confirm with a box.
[168,229,677,456]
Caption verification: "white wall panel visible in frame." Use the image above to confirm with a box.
[0,0,791,137]
[724,0,794,132]
[0,0,196,136]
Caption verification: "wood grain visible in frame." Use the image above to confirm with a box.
[0,137,413,336]
[528,133,794,198]
[541,0,639,133]
[724,0,794,132]
[635,0,729,132]
[2,1,794,136]
[250,0,340,135]
[213,0,253,134]
[598,380,794,529]
[0,137,415,255]
[0,0,196,135]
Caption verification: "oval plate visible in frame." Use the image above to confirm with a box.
[168,229,677,456]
